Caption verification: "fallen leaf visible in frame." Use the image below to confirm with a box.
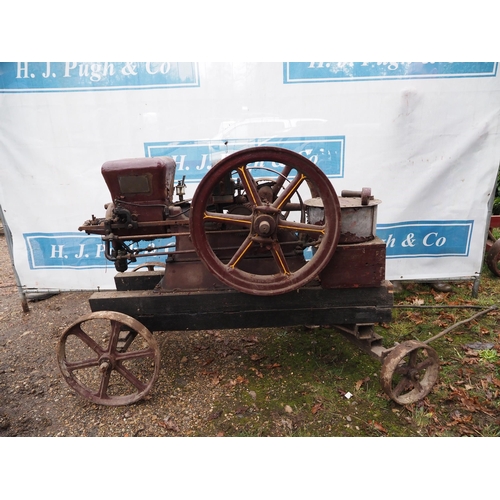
[284,405,293,413]
[311,402,323,415]
[492,377,500,388]
[355,376,370,391]
[370,421,388,434]
[249,367,264,378]
[207,410,222,421]
[243,335,259,343]
[159,418,179,432]
[227,375,248,386]
[266,363,281,369]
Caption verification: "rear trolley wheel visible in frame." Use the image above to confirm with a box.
[380,340,439,405]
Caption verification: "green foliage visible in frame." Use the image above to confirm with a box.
[479,349,498,363]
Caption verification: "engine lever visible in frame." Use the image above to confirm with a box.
[341,187,373,205]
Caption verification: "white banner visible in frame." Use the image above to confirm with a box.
[1,62,499,291]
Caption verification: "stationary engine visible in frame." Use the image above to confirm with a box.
[80,147,383,296]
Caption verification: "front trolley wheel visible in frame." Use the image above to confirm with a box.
[380,340,439,405]
[57,311,161,406]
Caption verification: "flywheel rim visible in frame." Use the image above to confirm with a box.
[190,146,341,296]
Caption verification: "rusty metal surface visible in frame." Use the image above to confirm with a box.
[60,147,425,407]
[57,311,161,406]
[319,238,387,288]
[189,147,341,296]
[306,194,381,244]
[380,340,439,405]
[486,239,500,276]
[338,197,380,243]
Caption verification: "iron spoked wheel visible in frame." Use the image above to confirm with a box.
[190,147,341,296]
[486,239,500,277]
[132,262,166,272]
[57,311,161,406]
[380,340,440,405]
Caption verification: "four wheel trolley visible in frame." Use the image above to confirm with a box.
[57,147,440,406]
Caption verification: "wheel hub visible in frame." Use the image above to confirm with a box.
[99,357,113,373]
[253,213,276,237]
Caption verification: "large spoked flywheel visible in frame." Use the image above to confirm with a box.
[190,147,341,296]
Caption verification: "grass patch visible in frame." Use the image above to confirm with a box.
[194,263,500,436]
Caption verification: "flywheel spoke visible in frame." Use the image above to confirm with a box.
[271,164,293,197]
[228,235,255,268]
[204,211,252,228]
[273,172,306,211]
[237,165,262,207]
[277,219,326,235]
[270,242,291,275]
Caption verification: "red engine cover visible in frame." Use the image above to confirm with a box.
[101,157,176,222]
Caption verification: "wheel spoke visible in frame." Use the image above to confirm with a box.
[204,211,252,228]
[392,377,412,397]
[278,219,326,235]
[70,325,104,355]
[270,241,291,275]
[273,172,306,211]
[64,358,100,372]
[237,165,261,207]
[58,312,161,406]
[189,147,341,295]
[414,357,435,371]
[411,378,423,393]
[115,362,148,392]
[228,235,255,268]
[408,350,419,368]
[271,164,293,197]
[108,319,122,352]
[115,347,157,362]
[380,341,440,405]
[97,369,112,399]
[394,364,410,376]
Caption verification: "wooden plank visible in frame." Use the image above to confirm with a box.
[319,238,386,288]
[89,282,393,332]
[114,271,164,291]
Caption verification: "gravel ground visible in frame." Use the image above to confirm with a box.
[0,232,262,437]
